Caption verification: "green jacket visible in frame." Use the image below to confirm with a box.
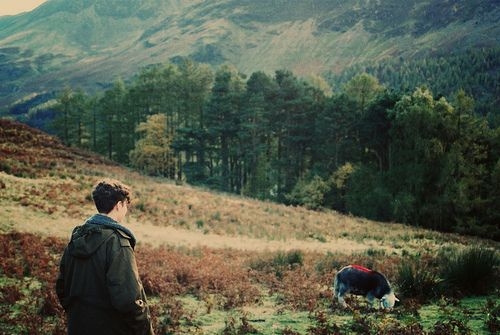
[56,214,154,335]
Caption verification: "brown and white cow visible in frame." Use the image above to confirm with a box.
[333,264,399,309]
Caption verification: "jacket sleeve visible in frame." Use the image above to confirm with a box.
[107,236,154,335]
[55,248,67,309]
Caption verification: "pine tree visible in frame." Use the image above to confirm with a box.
[98,79,127,161]
[52,87,89,148]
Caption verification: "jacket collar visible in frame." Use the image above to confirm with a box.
[85,213,137,249]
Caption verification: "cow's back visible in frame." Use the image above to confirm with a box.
[336,265,390,298]
[337,266,376,293]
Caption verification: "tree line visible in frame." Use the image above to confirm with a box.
[51,59,500,240]
[328,47,500,123]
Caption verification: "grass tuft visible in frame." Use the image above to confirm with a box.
[440,247,499,295]
[397,258,439,301]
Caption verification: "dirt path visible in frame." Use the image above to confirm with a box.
[1,205,377,254]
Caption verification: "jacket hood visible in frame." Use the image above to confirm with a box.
[68,223,114,258]
[68,214,136,258]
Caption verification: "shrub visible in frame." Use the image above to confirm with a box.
[314,252,347,275]
[153,298,186,335]
[196,219,204,229]
[427,298,473,335]
[307,310,341,335]
[0,284,22,304]
[280,327,301,335]
[274,250,304,268]
[221,313,258,335]
[484,298,500,334]
[286,176,330,210]
[276,268,326,311]
[348,310,373,334]
[377,317,426,335]
[248,250,304,273]
[439,247,499,295]
[397,258,439,301]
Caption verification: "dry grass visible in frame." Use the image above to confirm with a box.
[0,170,483,256]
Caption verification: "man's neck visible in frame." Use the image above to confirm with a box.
[103,211,120,223]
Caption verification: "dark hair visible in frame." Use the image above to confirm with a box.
[92,179,131,214]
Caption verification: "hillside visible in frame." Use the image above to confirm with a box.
[2,121,500,335]
[0,118,496,254]
[0,0,499,109]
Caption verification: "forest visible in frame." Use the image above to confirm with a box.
[32,48,500,241]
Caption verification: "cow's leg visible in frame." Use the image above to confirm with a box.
[365,292,376,308]
[337,294,348,308]
[334,280,349,308]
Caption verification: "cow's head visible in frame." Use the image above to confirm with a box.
[380,292,399,308]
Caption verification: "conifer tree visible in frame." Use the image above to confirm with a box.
[99,79,127,161]
[204,66,245,191]
[52,87,89,148]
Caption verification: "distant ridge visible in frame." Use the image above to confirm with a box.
[0,0,499,109]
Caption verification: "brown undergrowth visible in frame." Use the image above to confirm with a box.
[1,232,498,334]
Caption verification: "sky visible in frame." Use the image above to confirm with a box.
[0,0,48,16]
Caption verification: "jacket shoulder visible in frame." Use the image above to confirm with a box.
[115,229,132,248]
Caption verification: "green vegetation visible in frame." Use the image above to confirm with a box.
[2,1,499,244]
[397,258,440,301]
[328,47,500,122]
[439,247,499,295]
[397,246,500,302]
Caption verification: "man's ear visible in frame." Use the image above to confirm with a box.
[111,202,120,212]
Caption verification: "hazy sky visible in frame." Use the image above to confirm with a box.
[0,0,48,16]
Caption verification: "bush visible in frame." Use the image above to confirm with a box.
[249,250,304,273]
[286,176,330,210]
[274,250,304,268]
[440,247,499,295]
[397,258,439,301]
[484,298,500,334]
[307,310,341,335]
[221,313,258,335]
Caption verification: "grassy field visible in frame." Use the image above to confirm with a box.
[0,120,499,334]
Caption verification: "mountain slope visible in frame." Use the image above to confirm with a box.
[4,119,492,253]
[0,0,499,109]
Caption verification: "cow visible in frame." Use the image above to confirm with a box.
[333,264,399,309]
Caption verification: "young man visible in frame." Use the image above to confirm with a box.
[56,179,154,335]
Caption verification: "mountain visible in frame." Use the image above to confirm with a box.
[1,0,499,109]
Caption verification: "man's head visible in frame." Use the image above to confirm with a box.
[92,179,131,214]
